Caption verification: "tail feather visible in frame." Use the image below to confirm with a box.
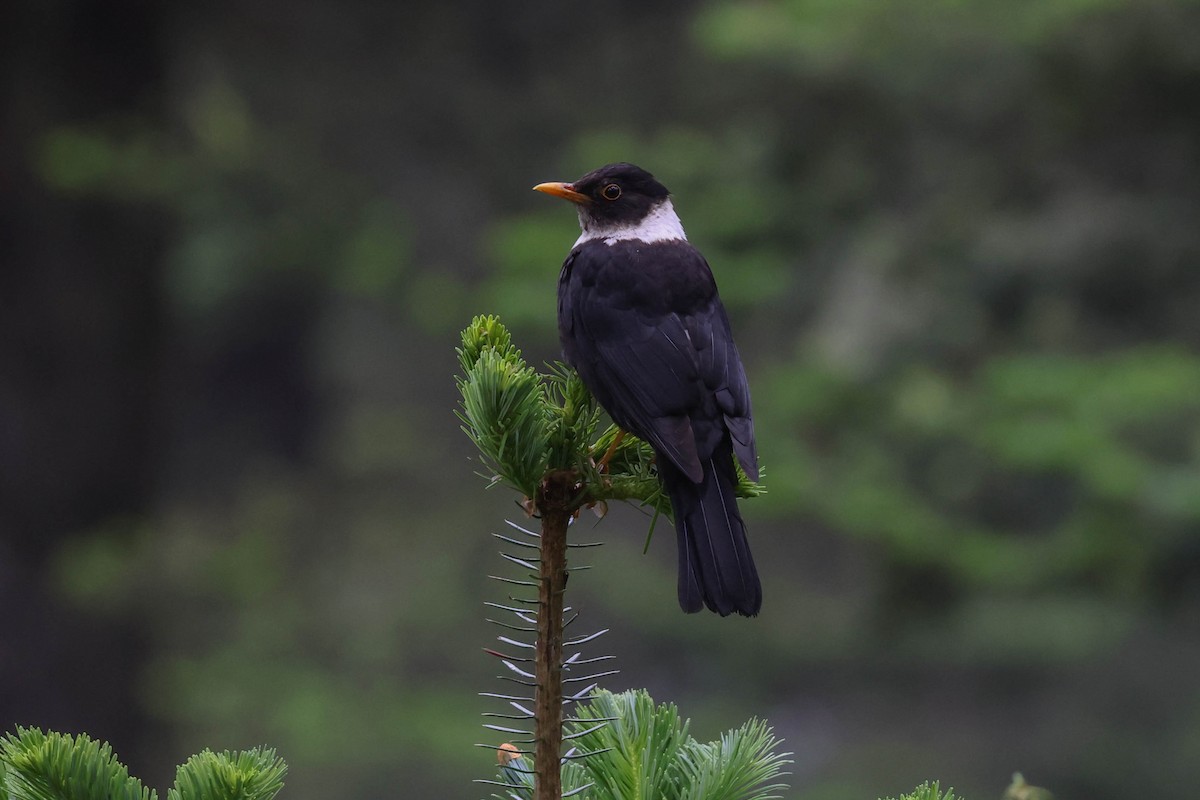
[661,452,761,617]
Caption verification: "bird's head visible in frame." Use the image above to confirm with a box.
[534,163,684,244]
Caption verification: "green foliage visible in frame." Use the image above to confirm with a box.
[0,729,152,800]
[0,729,284,800]
[169,750,287,800]
[877,782,958,800]
[567,690,691,800]
[543,362,605,479]
[487,690,790,800]
[456,316,766,515]
[457,315,552,498]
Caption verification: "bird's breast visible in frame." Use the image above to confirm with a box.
[562,240,716,317]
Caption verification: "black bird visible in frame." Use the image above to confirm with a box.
[534,163,761,617]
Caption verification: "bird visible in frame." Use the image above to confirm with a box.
[533,162,761,617]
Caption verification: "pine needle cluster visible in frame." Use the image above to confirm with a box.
[486,689,791,800]
[0,729,285,800]
[878,782,958,800]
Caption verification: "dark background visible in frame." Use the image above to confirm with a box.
[3,1,1200,798]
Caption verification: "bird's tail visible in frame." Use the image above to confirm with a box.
[660,452,761,617]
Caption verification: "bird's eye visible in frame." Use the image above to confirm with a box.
[601,183,621,201]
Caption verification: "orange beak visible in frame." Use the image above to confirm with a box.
[532,181,589,204]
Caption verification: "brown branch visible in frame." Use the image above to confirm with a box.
[533,470,578,800]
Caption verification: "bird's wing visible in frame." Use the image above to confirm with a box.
[578,298,707,482]
[701,304,758,481]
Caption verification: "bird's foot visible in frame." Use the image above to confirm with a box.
[595,429,627,473]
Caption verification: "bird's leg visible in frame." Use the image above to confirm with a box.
[578,431,625,520]
[596,429,627,473]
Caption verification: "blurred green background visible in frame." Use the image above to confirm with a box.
[3,0,1199,798]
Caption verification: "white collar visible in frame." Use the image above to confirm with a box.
[574,199,688,248]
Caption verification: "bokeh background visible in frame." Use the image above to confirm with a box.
[4,0,1200,798]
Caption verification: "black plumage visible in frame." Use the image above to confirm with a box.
[534,163,761,617]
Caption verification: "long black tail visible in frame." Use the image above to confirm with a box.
[659,451,761,616]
